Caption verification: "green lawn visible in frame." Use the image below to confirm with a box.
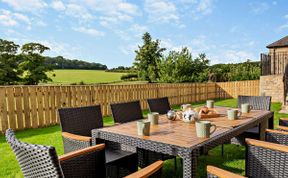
[47,69,127,84]
[0,99,286,178]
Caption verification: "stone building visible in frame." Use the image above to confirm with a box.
[260,36,288,104]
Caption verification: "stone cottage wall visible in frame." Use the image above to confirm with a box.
[260,74,284,103]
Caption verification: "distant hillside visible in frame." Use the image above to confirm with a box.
[45,56,107,70]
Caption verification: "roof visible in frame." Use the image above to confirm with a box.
[267,36,288,48]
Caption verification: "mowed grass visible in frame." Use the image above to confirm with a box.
[47,69,127,84]
[0,99,286,178]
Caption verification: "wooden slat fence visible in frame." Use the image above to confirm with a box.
[0,80,259,133]
[216,80,260,98]
[261,52,288,75]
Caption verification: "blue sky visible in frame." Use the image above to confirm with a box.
[0,0,287,68]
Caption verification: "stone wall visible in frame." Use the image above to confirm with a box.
[260,74,284,103]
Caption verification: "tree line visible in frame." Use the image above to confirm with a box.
[132,32,260,83]
[45,56,107,70]
[0,39,53,85]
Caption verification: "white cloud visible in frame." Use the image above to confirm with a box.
[196,0,214,15]
[2,0,47,12]
[220,50,256,63]
[14,13,31,24]
[249,2,269,15]
[73,27,105,37]
[0,9,31,28]
[0,10,18,26]
[284,14,288,19]
[129,24,148,36]
[118,2,139,15]
[51,0,66,11]
[113,24,148,41]
[67,0,140,25]
[120,43,138,55]
[278,24,288,31]
[144,0,179,23]
[65,3,94,21]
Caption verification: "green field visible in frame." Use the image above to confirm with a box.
[1,99,286,178]
[47,69,127,84]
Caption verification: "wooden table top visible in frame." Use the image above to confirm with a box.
[97,107,272,148]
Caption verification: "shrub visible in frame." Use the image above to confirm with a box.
[121,73,138,81]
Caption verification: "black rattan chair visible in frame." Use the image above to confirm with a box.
[110,100,143,123]
[231,95,272,145]
[147,97,171,115]
[266,128,288,146]
[6,129,163,178]
[110,100,177,173]
[6,128,106,178]
[58,105,138,178]
[207,138,288,178]
[279,118,288,126]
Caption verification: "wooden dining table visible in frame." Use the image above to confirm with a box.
[91,106,274,178]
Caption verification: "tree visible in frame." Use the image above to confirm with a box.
[158,47,209,83]
[0,39,22,85]
[19,43,53,85]
[134,32,166,83]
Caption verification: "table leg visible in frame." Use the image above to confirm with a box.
[259,117,269,140]
[179,149,198,178]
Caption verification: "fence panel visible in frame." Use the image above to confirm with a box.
[0,80,260,133]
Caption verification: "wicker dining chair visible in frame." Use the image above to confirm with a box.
[110,100,143,123]
[110,100,178,173]
[279,118,288,126]
[266,127,288,146]
[147,97,171,115]
[58,105,138,178]
[207,138,288,178]
[231,95,272,145]
[6,129,164,178]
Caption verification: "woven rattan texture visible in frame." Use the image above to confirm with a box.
[266,131,288,146]
[62,136,90,153]
[246,144,288,178]
[59,105,103,136]
[279,119,288,126]
[110,100,175,168]
[147,97,171,115]
[6,129,64,178]
[58,105,138,177]
[110,100,143,123]
[237,95,272,111]
[233,95,272,145]
[207,173,219,178]
[60,147,106,178]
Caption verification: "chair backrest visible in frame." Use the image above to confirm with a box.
[58,105,103,136]
[110,100,143,123]
[246,139,288,177]
[5,129,64,178]
[147,97,171,115]
[237,95,271,111]
[265,130,288,146]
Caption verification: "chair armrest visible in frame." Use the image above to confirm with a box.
[277,125,288,131]
[59,144,105,162]
[246,138,288,153]
[62,132,91,142]
[124,160,163,178]
[59,144,106,177]
[207,165,246,178]
[266,129,288,135]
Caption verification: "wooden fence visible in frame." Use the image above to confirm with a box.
[0,80,259,133]
[261,52,288,75]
